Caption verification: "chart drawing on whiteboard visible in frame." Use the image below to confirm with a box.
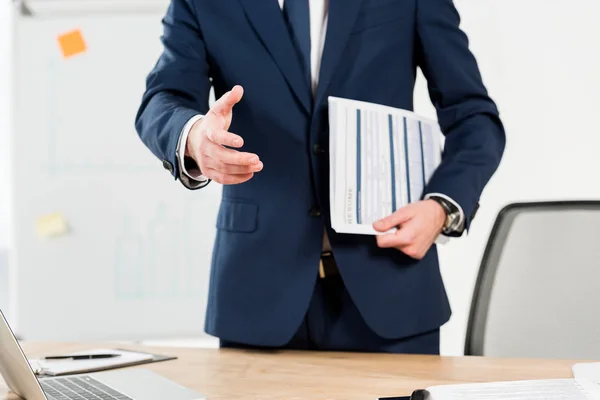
[114,203,210,300]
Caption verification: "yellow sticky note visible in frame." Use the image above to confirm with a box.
[36,213,69,238]
[57,29,87,58]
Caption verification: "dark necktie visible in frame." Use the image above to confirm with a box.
[282,0,311,82]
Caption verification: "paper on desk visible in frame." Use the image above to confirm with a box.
[30,348,153,376]
[328,97,443,235]
[425,378,600,400]
[574,363,600,385]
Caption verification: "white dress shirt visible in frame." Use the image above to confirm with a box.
[176,0,464,244]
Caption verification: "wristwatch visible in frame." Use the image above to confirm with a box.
[429,196,462,235]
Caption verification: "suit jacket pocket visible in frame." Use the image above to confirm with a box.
[351,0,408,34]
[216,199,259,233]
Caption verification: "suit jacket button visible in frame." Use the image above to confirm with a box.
[309,206,321,217]
[162,159,174,173]
[313,143,325,155]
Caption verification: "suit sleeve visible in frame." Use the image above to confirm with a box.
[415,0,506,229]
[135,0,211,187]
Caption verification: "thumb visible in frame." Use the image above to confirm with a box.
[373,206,414,232]
[210,85,244,117]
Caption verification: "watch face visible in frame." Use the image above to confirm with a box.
[445,213,459,231]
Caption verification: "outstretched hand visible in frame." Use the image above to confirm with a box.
[186,85,263,185]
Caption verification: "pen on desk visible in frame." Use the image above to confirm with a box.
[44,354,120,360]
[376,397,411,400]
[377,390,429,400]
[410,389,430,400]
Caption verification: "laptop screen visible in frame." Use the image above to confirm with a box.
[0,310,48,400]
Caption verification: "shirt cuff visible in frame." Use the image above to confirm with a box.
[177,114,209,182]
[424,192,466,244]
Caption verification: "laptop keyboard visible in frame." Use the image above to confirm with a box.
[40,376,133,400]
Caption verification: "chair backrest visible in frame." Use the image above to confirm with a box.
[465,201,600,358]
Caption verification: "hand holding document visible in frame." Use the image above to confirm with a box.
[328,97,443,235]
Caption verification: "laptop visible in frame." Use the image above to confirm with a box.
[0,310,205,400]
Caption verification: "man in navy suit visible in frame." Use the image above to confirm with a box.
[135,0,505,353]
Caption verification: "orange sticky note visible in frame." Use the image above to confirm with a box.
[57,29,87,58]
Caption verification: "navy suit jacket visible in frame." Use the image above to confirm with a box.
[135,0,505,346]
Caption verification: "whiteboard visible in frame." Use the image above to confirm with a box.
[12,10,220,340]
[19,0,169,16]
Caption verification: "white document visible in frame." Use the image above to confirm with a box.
[423,378,600,400]
[328,96,443,235]
[574,363,600,385]
[29,348,153,376]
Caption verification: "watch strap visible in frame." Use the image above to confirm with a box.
[429,196,461,234]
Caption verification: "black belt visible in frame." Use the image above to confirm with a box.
[319,251,339,279]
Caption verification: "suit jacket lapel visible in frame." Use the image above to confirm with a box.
[238,0,311,114]
[315,0,364,108]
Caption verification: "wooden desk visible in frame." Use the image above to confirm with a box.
[1,343,582,400]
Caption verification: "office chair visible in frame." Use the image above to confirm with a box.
[464,201,600,359]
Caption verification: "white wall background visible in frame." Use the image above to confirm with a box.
[429,0,600,355]
[4,0,600,354]
[0,0,13,249]
[0,0,14,316]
